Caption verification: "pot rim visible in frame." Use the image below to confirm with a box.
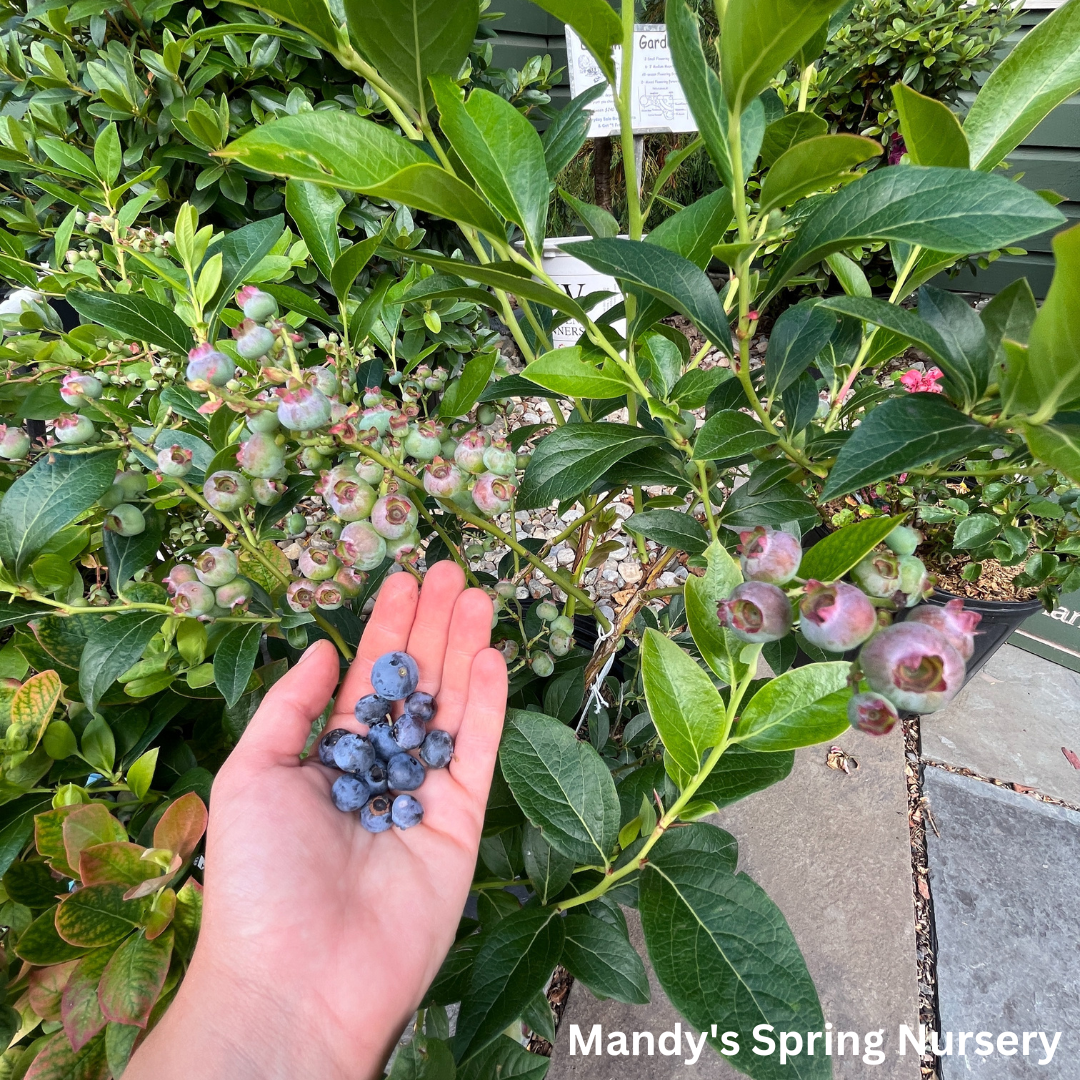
[929,585,1044,614]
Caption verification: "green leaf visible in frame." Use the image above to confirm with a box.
[521,992,555,1044]
[765,166,1066,301]
[826,251,872,298]
[561,914,650,1004]
[439,352,498,419]
[892,83,968,169]
[126,749,158,802]
[61,946,113,1051]
[736,661,851,751]
[530,0,620,83]
[542,84,606,180]
[432,79,548,255]
[229,0,345,52]
[568,238,733,357]
[0,598,55,630]
[0,795,52,878]
[623,509,708,556]
[453,905,565,1064]
[67,291,192,355]
[721,0,849,113]
[391,1034,456,1080]
[98,929,173,1027]
[94,123,121,186]
[0,450,117,578]
[981,277,1037,362]
[209,215,286,326]
[916,285,992,404]
[669,367,730,410]
[1023,421,1080,486]
[105,1022,140,1079]
[685,541,746,686]
[639,824,828,1080]
[457,1037,548,1080]
[4,859,61,909]
[763,301,837,396]
[522,822,575,906]
[692,410,775,461]
[55,884,147,949]
[954,513,1000,550]
[964,0,1080,171]
[212,622,264,709]
[760,133,881,212]
[285,180,341,280]
[79,612,166,714]
[519,347,631,400]
[342,0,478,112]
[797,514,905,582]
[330,229,386,305]
[498,709,620,865]
[16,906,88,964]
[516,424,664,510]
[103,513,161,593]
[695,744,795,810]
[38,137,98,180]
[820,394,1005,501]
[78,842,163,889]
[80,715,116,776]
[17,1029,107,1080]
[62,804,126,871]
[760,112,828,167]
[558,188,619,239]
[641,629,726,776]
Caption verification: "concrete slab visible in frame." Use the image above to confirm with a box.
[923,767,1080,1077]
[921,645,1080,806]
[549,728,921,1080]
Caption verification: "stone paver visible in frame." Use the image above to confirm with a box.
[549,728,920,1080]
[921,645,1080,805]
[923,767,1080,1077]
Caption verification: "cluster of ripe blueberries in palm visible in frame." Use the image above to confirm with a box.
[317,651,453,832]
[718,524,981,735]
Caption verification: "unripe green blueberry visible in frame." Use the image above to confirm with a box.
[423,458,467,499]
[476,404,496,425]
[897,554,930,608]
[386,529,420,561]
[441,436,459,459]
[298,547,340,580]
[884,524,921,556]
[237,432,286,479]
[359,404,393,436]
[333,566,367,598]
[494,579,517,600]
[286,579,317,612]
[362,387,384,407]
[852,552,901,599]
[203,471,252,512]
[326,475,377,522]
[233,319,276,361]
[465,543,485,560]
[551,615,574,635]
[314,580,345,610]
[515,453,530,471]
[311,366,340,397]
[371,494,418,540]
[0,425,31,459]
[116,471,147,500]
[356,459,383,485]
[530,651,554,677]
[454,430,488,474]
[301,448,329,471]
[246,407,280,433]
[496,639,519,663]
[251,478,286,506]
[54,413,94,444]
[403,421,442,462]
[286,513,308,536]
[336,521,386,571]
[482,438,515,477]
[276,384,332,431]
[549,630,573,656]
[157,444,193,477]
[60,372,104,406]
[215,577,253,613]
[103,503,145,536]
[311,521,342,547]
[536,601,559,622]
[172,580,216,616]
[194,546,239,587]
[235,285,279,321]
[675,410,697,439]
[186,344,235,387]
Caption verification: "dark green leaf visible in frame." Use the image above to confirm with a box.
[0,598,55,630]
[624,509,708,556]
[330,229,387,304]
[542,84,606,179]
[720,480,819,531]
[1024,420,1080,485]
[764,301,837,396]
[213,622,264,709]
[693,410,775,461]
[0,795,52,878]
[558,188,619,239]
[917,285,992,404]
[103,514,162,593]
[529,0,620,82]
[16,906,88,964]
[522,822,575,905]
[457,1036,549,1080]
[954,513,1000,549]
[760,134,881,212]
[79,612,167,713]
[561,914,650,1004]
[980,277,1037,361]
[439,352,498,419]
[229,0,344,52]
[760,112,828,167]
[391,1034,456,1080]
[286,181,342,279]
[68,291,192,355]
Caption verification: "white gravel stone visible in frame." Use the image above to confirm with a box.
[619,560,643,584]
[556,547,575,565]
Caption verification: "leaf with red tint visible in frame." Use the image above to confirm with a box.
[152,793,207,858]
[23,1028,107,1080]
[79,842,161,889]
[34,807,79,878]
[143,889,176,941]
[60,947,113,1051]
[98,929,174,1028]
[1062,747,1080,770]
[27,960,80,1022]
[62,806,126,876]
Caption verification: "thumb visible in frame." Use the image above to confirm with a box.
[236,639,341,761]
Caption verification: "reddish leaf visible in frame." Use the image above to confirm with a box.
[60,948,113,1051]
[98,929,173,1028]
[34,807,79,878]
[152,793,207,858]
[15,907,88,966]
[24,1029,108,1080]
[1062,747,1080,770]
[55,885,148,949]
[11,671,62,752]
[27,961,80,1022]
[79,843,161,889]
[143,889,176,941]
[62,806,126,874]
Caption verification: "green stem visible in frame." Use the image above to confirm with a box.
[696,461,719,543]
[617,0,642,241]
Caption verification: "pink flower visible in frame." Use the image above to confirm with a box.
[899,368,945,394]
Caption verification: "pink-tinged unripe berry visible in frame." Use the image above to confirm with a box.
[357,459,383,485]
[423,458,467,498]
[60,372,103,405]
[337,521,387,571]
[298,547,340,580]
[251,478,285,506]
[315,462,357,497]
[472,473,515,515]
[403,421,442,462]
[203,470,252,512]
[358,404,393,436]
[327,476,376,522]
[884,524,921,556]
[54,413,94,444]
[0,425,30,459]
[371,494,418,540]
[847,691,900,736]
[314,580,345,610]
[246,405,280,433]
[717,581,793,643]
[738,525,802,585]
[798,580,877,653]
[103,503,145,536]
[482,438,516,477]
[286,579,317,612]
[858,622,965,714]
[333,566,367,598]
[236,431,286,479]
[194,546,239,587]
[906,599,981,662]
[164,564,198,594]
[172,580,216,616]
[186,343,235,387]
[311,366,339,397]
[235,286,278,321]
[157,444,193,477]
[897,554,931,608]
[852,552,901,599]
[362,387,383,407]
[454,430,488,474]
[310,521,341,548]
[233,318,276,361]
[387,530,420,562]
[275,383,331,431]
[215,577,253,613]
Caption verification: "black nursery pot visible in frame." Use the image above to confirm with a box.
[919,587,1044,685]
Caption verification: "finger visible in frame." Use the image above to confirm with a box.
[404,560,466,699]
[447,648,507,826]
[336,571,419,710]
[429,588,494,739]
[236,639,340,761]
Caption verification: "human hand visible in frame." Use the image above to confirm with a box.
[128,562,506,1080]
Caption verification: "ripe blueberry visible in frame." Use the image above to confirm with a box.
[331,774,371,812]
[392,712,426,750]
[354,694,391,725]
[332,733,375,774]
[318,727,350,767]
[391,794,424,829]
[403,691,436,724]
[419,729,453,769]
[360,760,389,794]
[387,752,425,792]
[367,723,402,761]
[370,651,419,700]
[360,794,394,833]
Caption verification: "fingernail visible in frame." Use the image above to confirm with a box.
[296,641,323,666]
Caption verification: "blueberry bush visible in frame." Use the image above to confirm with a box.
[0,0,1078,1076]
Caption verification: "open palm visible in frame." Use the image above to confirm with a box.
[130,562,507,1080]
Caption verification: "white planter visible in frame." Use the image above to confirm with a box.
[535,236,626,350]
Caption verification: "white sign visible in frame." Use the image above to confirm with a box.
[534,237,625,349]
[565,24,697,138]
